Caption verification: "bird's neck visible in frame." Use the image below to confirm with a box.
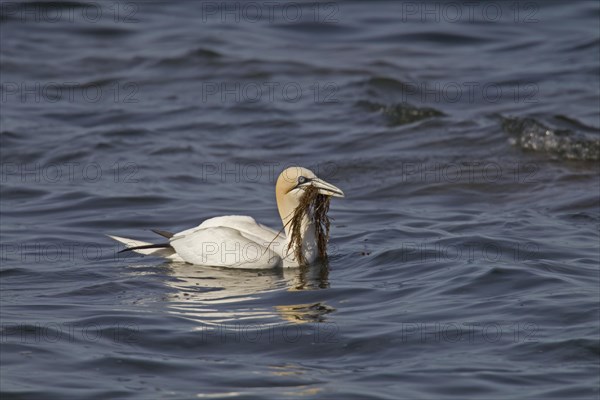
[282,212,313,243]
[276,191,297,237]
[277,197,316,260]
[276,183,320,264]
[283,213,316,262]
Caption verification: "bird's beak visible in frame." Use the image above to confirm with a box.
[309,178,345,198]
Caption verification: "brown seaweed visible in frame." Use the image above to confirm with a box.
[286,185,331,265]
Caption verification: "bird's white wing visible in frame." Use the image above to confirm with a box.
[174,215,284,245]
[170,226,281,269]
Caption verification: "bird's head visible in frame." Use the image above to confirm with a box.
[275,166,344,225]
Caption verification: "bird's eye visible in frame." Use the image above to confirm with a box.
[297,176,307,184]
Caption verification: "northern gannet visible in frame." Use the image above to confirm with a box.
[109,166,344,269]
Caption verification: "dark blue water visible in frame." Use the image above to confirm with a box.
[1,1,599,399]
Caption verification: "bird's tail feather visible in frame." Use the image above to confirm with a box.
[118,242,171,253]
[107,235,180,260]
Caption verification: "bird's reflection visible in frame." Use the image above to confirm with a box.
[293,261,330,291]
[275,302,335,324]
[127,259,334,327]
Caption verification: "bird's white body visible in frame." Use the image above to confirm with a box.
[109,167,343,269]
[169,215,316,268]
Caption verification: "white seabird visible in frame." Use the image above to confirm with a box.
[109,166,344,269]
